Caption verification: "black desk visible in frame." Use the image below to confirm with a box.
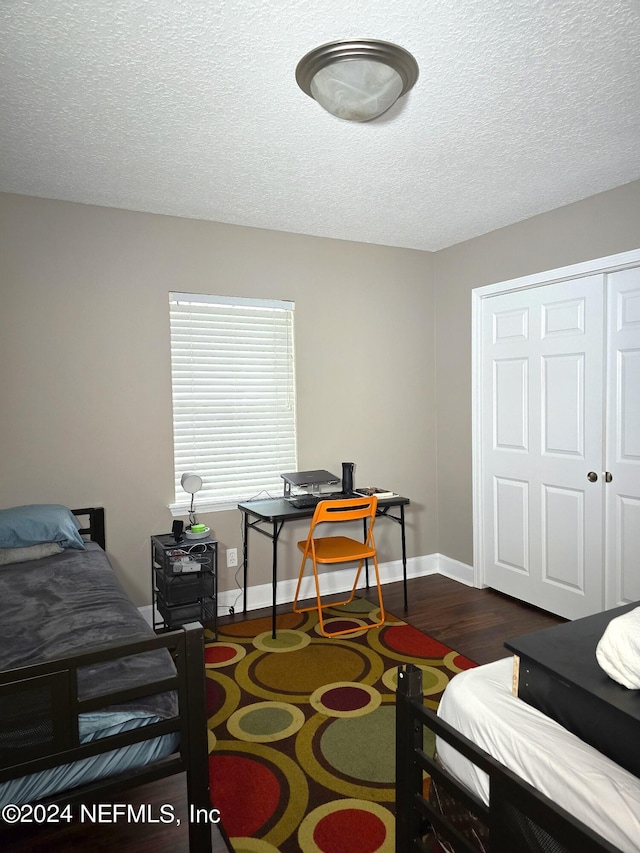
[505,601,640,777]
[238,495,410,638]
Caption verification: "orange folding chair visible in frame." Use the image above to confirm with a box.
[292,496,385,637]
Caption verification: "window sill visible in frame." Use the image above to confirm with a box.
[169,500,241,517]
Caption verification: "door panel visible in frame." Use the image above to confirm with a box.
[494,306,528,342]
[482,276,605,618]
[543,354,584,455]
[605,268,640,607]
[618,496,640,602]
[542,298,585,337]
[620,350,640,458]
[494,477,529,572]
[542,484,584,590]
[494,359,528,450]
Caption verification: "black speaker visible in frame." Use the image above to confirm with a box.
[342,461,355,494]
[172,520,184,543]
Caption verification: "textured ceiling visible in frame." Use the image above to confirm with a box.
[1,1,639,251]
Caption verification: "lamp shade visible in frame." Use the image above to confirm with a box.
[181,472,203,494]
[296,39,419,122]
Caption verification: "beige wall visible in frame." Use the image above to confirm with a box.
[0,193,436,605]
[434,179,640,567]
[2,181,639,606]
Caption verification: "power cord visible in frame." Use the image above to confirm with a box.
[227,508,249,614]
[221,489,277,616]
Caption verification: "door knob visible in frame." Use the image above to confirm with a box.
[587,471,598,482]
[604,472,613,483]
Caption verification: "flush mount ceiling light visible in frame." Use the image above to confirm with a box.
[296,39,419,122]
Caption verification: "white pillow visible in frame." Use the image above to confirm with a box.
[595,606,640,689]
[0,542,64,566]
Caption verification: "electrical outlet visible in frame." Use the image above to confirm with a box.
[226,547,238,568]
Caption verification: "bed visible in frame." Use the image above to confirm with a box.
[0,505,221,853]
[396,637,640,851]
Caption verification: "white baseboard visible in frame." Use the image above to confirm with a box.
[139,553,475,620]
[139,603,154,626]
[435,553,475,586]
[216,553,474,614]
[216,555,431,613]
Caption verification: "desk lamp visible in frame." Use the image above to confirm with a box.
[181,472,204,530]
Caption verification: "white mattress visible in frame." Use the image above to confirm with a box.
[436,657,640,853]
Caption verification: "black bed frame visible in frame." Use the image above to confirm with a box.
[395,663,621,853]
[0,508,226,853]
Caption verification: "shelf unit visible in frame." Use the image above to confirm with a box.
[151,533,218,638]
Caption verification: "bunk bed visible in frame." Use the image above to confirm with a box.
[0,505,220,852]
[395,607,640,853]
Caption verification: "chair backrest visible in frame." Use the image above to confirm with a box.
[308,496,378,532]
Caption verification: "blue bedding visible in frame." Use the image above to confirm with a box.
[0,542,180,805]
[0,716,180,806]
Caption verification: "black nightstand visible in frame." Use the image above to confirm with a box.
[151,533,218,638]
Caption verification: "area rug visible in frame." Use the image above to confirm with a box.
[204,599,475,853]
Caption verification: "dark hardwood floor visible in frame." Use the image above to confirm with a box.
[4,575,563,852]
[372,573,565,666]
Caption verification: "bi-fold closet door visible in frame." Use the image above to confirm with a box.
[604,266,640,612]
[473,250,640,620]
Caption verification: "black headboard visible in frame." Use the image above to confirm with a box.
[71,507,106,550]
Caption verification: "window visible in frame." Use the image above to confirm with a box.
[169,293,297,513]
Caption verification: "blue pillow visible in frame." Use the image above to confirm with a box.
[0,504,85,550]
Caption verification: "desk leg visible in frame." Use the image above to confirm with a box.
[271,521,278,639]
[243,512,249,613]
[400,504,408,611]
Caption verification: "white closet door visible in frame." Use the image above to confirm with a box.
[481,276,605,619]
[605,267,640,607]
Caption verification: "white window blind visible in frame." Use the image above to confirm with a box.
[169,292,297,512]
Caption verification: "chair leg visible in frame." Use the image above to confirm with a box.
[370,554,386,625]
[292,551,307,614]
[294,554,347,631]
[293,547,386,638]
[299,553,338,637]
[317,557,386,638]
[293,553,359,614]
[293,549,337,616]
[292,553,323,615]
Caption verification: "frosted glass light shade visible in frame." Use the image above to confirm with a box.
[310,60,404,122]
[297,40,419,123]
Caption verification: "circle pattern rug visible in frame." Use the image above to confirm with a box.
[205,600,475,852]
